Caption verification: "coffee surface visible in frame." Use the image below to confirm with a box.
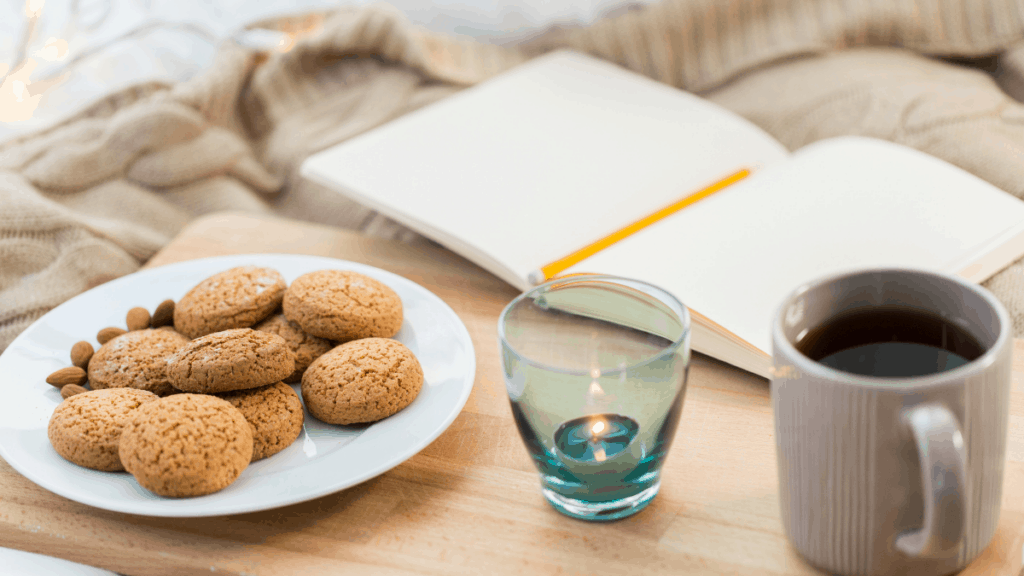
[795,307,985,378]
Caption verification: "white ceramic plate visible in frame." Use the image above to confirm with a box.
[0,548,116,576]
[0,254,475,517]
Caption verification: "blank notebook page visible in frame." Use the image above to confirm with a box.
[568,137,1024,353]
[301,50,788,286]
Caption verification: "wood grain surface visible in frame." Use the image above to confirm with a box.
[1,212,1023,576]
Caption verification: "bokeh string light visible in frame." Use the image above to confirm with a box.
[1,0,219,124]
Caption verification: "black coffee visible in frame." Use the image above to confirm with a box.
[795,307,985,378]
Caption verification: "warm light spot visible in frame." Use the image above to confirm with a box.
[592,445,607,462]
[591,420,605,435]
[24,0,45,17]
[35,37,68,61]
[276,33,296,52]
[769,365,798,380]
[0,58,43,122]
[587,380,604,397]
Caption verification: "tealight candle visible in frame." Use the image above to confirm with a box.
[499,275,690,521]
[553,413,643,477]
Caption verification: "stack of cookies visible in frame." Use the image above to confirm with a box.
[46,266,425,498]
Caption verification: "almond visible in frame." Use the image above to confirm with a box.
[97,327,126,344]
[151,299,175,328]
[46,366,87,388]
[126,307,151,331]
[60,384,88,399]
[70,341,94,369]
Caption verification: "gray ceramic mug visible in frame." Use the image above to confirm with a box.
[770,268,1011,576]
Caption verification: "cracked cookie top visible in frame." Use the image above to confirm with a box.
[254,314,334,383]
[282,270,403,342]
[167,328,295,393]
[88,328,191,396]
[301,337,423,425]
[173,266,286,339]
[119,393,253,498]
[48,388,159,472]
[217,381,304,461]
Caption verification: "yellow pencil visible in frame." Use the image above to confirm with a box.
[528,168,751,285]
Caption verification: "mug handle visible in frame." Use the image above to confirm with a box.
[895,403,967,558]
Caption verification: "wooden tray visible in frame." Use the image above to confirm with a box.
[0,212,1021,575]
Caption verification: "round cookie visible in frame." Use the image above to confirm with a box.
[48,388,159,471]
[217,381,304,461]
[119,394,253,498]
[283,270,403,342]
[167,328,295,393]
[255,314,334,383]
[302,338,423,425]
[88,329,191,396]
[173,266,286,339]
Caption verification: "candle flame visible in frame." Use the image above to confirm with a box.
[591,420,605,435]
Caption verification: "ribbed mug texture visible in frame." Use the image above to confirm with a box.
[771,270,1011,576]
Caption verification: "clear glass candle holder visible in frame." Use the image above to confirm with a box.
[498,275,691,521]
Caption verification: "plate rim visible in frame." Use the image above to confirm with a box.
[0,253,476,517]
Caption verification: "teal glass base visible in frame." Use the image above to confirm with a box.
[541,481,661,521]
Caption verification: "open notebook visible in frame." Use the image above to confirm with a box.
[301,50,1024,378]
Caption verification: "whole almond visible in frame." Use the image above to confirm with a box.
[46,366,87,388]
[97,327,126,344]
[126,307,151,331]
[70,341,94,369]
[151,299,175,328]
[60,384,88,399]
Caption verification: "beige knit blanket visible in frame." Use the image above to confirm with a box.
[5,0,1024,351]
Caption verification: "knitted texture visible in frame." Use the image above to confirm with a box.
[530,0,1024,93]
[5,1,1024,350]
[0,6,524,350]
